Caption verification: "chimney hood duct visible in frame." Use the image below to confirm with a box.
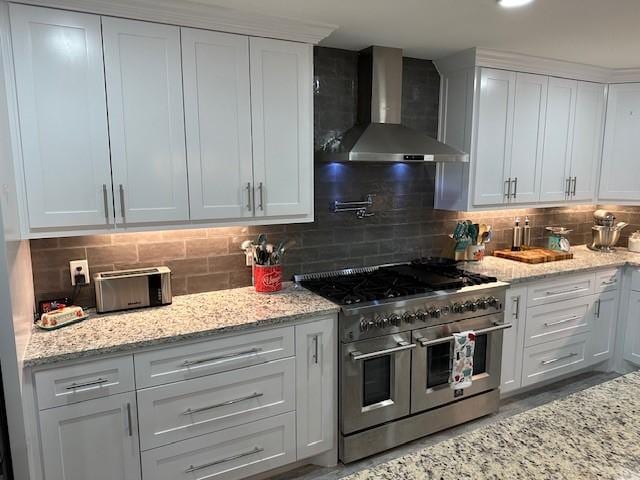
[318,46,468,163]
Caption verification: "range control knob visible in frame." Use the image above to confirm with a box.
[465,301,478,312]
[430,308,442,319]
[359,320,370,332]
[477,298,489,310]
[487,296,500,308]
[388,313,401,326]
[452,302,464,314]
[416,310,427,321]
[403,312,417,324]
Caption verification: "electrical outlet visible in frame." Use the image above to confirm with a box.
[69,260,90,286]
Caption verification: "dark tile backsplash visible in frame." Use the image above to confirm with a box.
[30,46,626,306]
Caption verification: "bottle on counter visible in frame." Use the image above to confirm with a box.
[523,216,531,248]
[512,217,522,252]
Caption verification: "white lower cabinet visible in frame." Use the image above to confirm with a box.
[141,412,296,480]
[295,317,336,459]
[39,392,141,480]
[503,269,620,394]
[31,316,337,480]
[500,286,527,394]
[624,290,640,366]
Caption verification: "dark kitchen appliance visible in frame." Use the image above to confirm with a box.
[295,260,508,463]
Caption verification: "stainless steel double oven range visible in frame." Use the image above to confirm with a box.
[296,259,510,463]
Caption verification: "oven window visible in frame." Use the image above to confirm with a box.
[426,334,489,389]
[362,356,391,406]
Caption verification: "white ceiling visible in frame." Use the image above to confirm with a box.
[198,0,640,68]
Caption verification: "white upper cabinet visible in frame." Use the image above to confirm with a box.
[473,68,515,206]
[182,28,254,220]
[10,4,113,229]
[102,17,189,225]
[509,73,547,204]
[569,82,606,202]
[250,38,313,218]
[539,78,577,202]
[599,83,640,202]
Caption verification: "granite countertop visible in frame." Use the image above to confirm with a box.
[23,283,339,368]
[343,371,640,480]
[462,244,640,283]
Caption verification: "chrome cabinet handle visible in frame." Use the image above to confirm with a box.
[544,315,579,327]
[258,182,264,210]
[350,341,416,361]
[185,446,264,473]
[182,392,263,416]
[182,348,262,367]
[571,176,577,196]
[511,177,518,199]
[126,402,133,437]
[416,322,512,348]
[246,182,252,211]
[119,184,126,222]
[595,299,601,318]
[601,279,617,286]
[512,296,521,320]
[545,286,582,296]
[541,352,578,366]
[565,177,571,198]
[65,378,109,390]
[102,184,110,224]
[504,177,511,199]
[313,335,319,364]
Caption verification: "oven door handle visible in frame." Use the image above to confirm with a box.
[350,341,416,361]
[416,323,512,348]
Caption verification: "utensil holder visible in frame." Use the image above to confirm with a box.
[466,244,485,261]
[253,264,283,293]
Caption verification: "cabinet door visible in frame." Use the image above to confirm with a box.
[10,4,113,229]
[500,286,527,394]
[509,73,547,204]
[472,68,515,206]
[539,78,577,202]
[250,38,313,217]
[295,317,336,459]
[624,290,640,366]
[590,290,618,363]
[182,28,254,220]
[599,84,640,202]
[102,17,189,225]
[570,82,606,202]
[39,392,141,480]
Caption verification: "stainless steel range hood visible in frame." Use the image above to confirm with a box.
[317,46,468,163]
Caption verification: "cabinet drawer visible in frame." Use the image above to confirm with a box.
[527,273,594,307]
[35,356,134,410]
[137,357,295,450]
[522,334,589,387]
[141,412,296,480]
[595,269,621,293]
[525,296,592,347]
[134,327,294,388]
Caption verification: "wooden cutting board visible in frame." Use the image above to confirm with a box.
[493,248,573,264]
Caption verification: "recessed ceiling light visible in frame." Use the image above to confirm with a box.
[497,0,534,7]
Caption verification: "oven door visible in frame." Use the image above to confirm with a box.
[410,313,510,414]
[341,332,414,435]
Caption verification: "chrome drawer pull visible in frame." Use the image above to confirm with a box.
[182,348,262,367]
[119,184,126,222]
[545,286,582,295]
[126,402,133,437]
[246,182,252,211]
[601,279,617,285]
[504,178,511,198]
[65,378,109,390]
[571,176,577,196]
[350,341,416,361]
[540,352,578,366]
[182,392,263,416]
[258,182,264,210]
[544,315,579,327]
[416,322,512,348]
[184,446,263,473]
[511,177,518,199]
[102,184,110,224]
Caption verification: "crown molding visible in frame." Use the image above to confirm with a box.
[609,68,640,84]
[12,0,337,44]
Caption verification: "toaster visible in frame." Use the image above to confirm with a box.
[94,267,172,313]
